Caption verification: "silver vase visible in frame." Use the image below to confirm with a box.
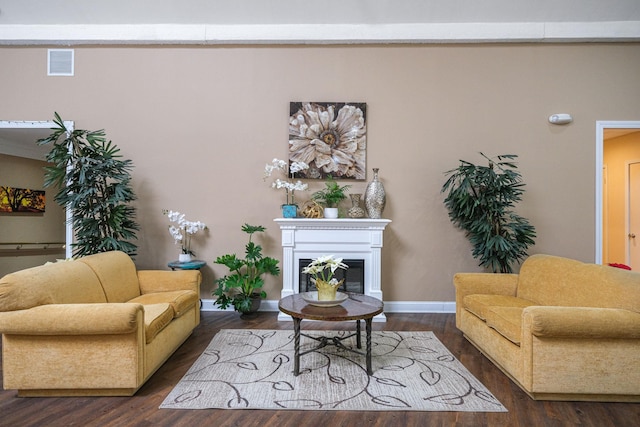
[364,168,386,219]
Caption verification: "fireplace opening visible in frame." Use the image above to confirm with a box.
[299,259,365,294]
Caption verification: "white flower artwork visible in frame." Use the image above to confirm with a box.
[289,102,367,180]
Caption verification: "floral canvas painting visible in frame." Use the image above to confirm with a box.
[0,186,46,213]
[289,102,367,180]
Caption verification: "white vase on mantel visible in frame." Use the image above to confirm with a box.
[323,207,339,219]
[179,253,192,263]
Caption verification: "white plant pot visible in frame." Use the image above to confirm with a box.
[179,253,192,263]
[324,207,338,219]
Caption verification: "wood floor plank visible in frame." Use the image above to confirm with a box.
[1,312,638,426]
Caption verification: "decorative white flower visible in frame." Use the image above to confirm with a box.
[264,158,309,205]
[163,210,207,255]
[289,103,366,179]
[302,255,349,284]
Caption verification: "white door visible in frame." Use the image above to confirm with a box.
[628,162,640,269]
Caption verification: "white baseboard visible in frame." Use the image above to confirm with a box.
[200,299,456,314]
[383,301,456,313]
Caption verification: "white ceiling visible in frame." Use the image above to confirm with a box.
[1,0,639,44]
[0,0,638,25]
[605,129,640,140]
[0,127,53,161]
[0,122,67,161]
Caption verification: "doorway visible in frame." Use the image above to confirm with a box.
[0,120,74,262]
[596,121,640,266]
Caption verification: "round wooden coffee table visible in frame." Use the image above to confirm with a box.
[278,292,384,376]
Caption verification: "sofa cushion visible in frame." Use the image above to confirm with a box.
[0,261,107,311]
[517,254,640,312]
[129,290,198,318]
[143,303,174,344]
[463,294,535,320]
[483,306,524,345]
[78,251,141,303]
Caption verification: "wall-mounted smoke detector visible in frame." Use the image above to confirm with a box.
[48,49,74,76]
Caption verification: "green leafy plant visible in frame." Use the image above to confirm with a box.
[37,113,139,257]
[311,175,351,208]
[212,224,280,313]
[441,153,536,273]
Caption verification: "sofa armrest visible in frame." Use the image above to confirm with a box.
[0,303,143,335]
[137,270,201,294]
[523,306,640,339]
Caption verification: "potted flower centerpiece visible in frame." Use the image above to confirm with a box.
[264,158,309,218]
[311,175,351,218]
[302,255,349,300]
[163,210,207,262]
[212,224,280,316]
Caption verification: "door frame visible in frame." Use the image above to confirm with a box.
[595,121,640,264]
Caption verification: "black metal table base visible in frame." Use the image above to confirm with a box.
[292,318,373,376]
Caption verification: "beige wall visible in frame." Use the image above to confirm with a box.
[603,132,640,266]
[1,43,639,303]
[0,154,66,276]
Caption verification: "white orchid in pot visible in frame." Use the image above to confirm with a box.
[264,158,309,218]
[163,210,207,262]
[302,255,349,301]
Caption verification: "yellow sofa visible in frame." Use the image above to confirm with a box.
[0,251,201,397]
[454,254,640,402]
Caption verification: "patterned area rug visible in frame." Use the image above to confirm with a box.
[160,329,507,412]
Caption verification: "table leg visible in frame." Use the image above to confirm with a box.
[365,318,373,375]
[356,319,362,349]
[293,317,301,376]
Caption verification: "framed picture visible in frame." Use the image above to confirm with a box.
[0,186,46,213]
[289,102,367,180]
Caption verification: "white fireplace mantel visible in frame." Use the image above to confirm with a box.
[274,217,391,322]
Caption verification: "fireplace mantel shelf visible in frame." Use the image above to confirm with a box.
[274,217,391,322]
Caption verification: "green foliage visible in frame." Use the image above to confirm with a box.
[311,175,351,208]
[212,224,280,313]
[441,153,536,273]
[38,113,139,257]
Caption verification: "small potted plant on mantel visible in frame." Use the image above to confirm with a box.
[212,224,280,317]
[311,175,351,218]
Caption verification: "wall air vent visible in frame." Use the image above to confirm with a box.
[47,49,74,76]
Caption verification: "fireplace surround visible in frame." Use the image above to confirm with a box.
[274,218,391,321]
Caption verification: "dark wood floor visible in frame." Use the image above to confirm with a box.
[1,312,638,427]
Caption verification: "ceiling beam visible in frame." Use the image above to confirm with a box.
[1,21,639,45]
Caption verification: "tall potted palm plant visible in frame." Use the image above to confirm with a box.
[38,113,139,257]
[441,153,536,273]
